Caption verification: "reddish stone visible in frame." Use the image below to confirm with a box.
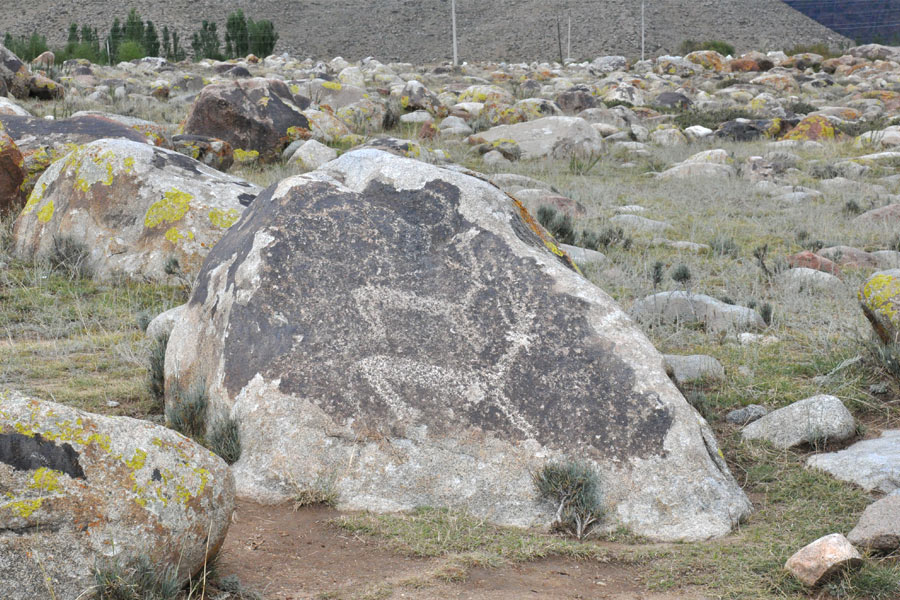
[788,251,840,275]
[0,130,25,213]
[728,58,760,72]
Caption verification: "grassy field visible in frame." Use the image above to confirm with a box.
[3,99,900,599]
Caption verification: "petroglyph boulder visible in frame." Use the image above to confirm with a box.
[165,148,750,542]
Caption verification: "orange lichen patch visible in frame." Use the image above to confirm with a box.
[728,58,760,72]
[781,115,835,142]
[510,196,580,274]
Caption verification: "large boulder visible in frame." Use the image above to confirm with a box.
[13,138,261,281]
[0,44,31,99]
[473,116,605,159]
[0,393,234,600]
[0,113,152,198]
[859,269,900,344]
[184,78,311,163]
[165,148,750,542]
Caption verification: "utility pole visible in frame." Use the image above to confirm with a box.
[451,0,458,66]
[641,0,645,61]
[556,15,563,65]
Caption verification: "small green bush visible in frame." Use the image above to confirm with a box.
[651,261,664,289]
[671,264,692,286]
[533,461,603,539]
[207,416,242,465]
[47,235,92,280]
[147,332,169,412]
[536,205,576,245]
[94,556,179,600]
[679,39,734,57]
[710,236,739,258]
[116,40,146,62]
[165,380,208,441]
[784,42,838,59]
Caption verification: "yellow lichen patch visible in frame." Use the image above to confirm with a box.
[1,498,43,518]
[29,468,63,493]
[123,156,135,173]
[860,272,900,323]
[37,200,54,223]
[165,227,183,244]
[208,208,240,228]
[321,80,343,91]
[21,183,46,215]
[289,84,300,95]
[257,96,271,107]
[145,188,193,228]
[125,449,148,471]
[233,148,259,164]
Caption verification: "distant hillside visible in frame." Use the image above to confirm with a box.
[783,0,900,45]
[1,0,851,63]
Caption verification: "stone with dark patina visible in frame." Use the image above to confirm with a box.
[165,148,750,542]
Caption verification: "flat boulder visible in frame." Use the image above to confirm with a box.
[165,148,750,542]
[807,430,900,493]
[631,291,765,333]
[0,393,234,600]
[473,116,604,159]
[184,78,311,163]
[13,138,261,281]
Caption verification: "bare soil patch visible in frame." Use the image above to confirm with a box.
[217,500,705,600]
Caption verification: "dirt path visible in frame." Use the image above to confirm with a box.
[216,500,707,600]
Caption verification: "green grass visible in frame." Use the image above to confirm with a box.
[334,506,610,579]
[0,256,184,416]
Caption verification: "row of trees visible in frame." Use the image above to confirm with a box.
[3,9,277,64]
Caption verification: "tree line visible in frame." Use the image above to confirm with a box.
[2,9,278,64]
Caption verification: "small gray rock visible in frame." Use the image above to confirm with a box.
[741,395,855,449]
[726,404,768,425]
[559,244,608,267]
[848,494,900,551]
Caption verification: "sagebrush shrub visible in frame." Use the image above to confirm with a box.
[533,461,603,539]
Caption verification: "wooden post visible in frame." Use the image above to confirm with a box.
[556,15,563,65]
[451,0,459,66]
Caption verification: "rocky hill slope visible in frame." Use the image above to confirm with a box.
[2,0,850,63]
[785,0,900,45]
